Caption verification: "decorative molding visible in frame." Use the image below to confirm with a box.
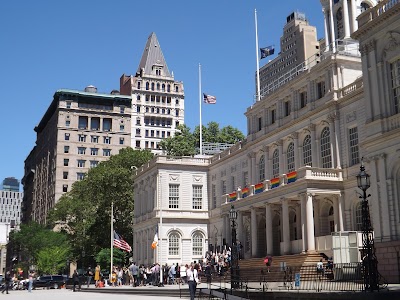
[346,111,357,123]
[193,175,203,182]
[383,31,400,58]
[169,174,179,181]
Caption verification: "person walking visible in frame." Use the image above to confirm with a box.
[73,270,80,292]
[28,272,33,293]
[186,263,199,300]
[86,266,93,287]
[1,271,11,294]
[129,262,139,287]
[94,265,101,288]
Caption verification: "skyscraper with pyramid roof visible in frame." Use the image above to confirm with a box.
[120,32,185,153]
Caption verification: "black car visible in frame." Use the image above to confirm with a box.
[31,275,66,289]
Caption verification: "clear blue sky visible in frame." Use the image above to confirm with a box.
[0,0,325,188]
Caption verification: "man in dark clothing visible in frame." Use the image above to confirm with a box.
[129,262,139,287]
[1,271,11,294]
[86,266,93,287]
[73,270,81,292]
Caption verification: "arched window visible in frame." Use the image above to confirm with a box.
[175,86,179,92]
[145,82,149,90]
[136,95,140,101]
[303,135,312,166]
[320,127,332,168]
[137,82,141,89]
[168,232,180,255]
[151,83,155,91]
[287,142,295,172]
[355,202,362,231]
[259,155,265,182]
[157,83,160,91]
[167,84,171,92]
[192,232,203,256]
[272,149,279,178]
[162,84,165,92]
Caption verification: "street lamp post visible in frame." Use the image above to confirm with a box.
[356,158,379,292]
[229,205,239,289]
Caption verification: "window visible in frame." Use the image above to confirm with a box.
[64,146,69,154]
[90,160,98,168]
[259,155,265,181]
[137,82,141,90]
[136,105,140,113]
[349,127,360,166]
[258,117,262,131]
[120,106,125,114]
[77,160,85,168]
[103,149,111,156]
[151,83,155,91]
[320,127,332,168]
[167,84,171,92]
[103,137,111,144]
[136,118,141,125]
[119,138,124,145]
[287,142,295,172]
[90,148,98,155]
[78,147,86,155]
[78,134,86,142]
[66,101,71,109]
[317,81,325,99]
[192,186,202,209]
[221,180,226,195]
[63,172,68,179]
[272,149,279,178]
[243,171,249,187]
[390,59,400,114]
[91,135,99,143]
[146,82,149,90]
[192,233,203,256]
[175,109,179,117]
[271,109,276,124]
[162,84,165,91]
[175,86,179,92]
[62,184,68,193]
[168,232,180,256]
[300,91,307,108]
[65,120,70,127]
[77,173,85,180]
[65,133,70,141]
[120,125,125,132]
[135,141,140,148]
[157,83,160,90]
[169,184,179,209]
[103,118,112,131]
[303,135,312,166]
[91,117,100,130]
[212,184,216,209]
[355,202,362,231]
[284,101,291,117]
[78,116,88,129]
[231,176,235,191]
[64,159,69,166]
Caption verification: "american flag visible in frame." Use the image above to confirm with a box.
[203,93,216,104]
[113,231,132,252]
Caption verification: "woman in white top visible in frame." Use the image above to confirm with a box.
[186,263,199,300]
[180,264,187,284]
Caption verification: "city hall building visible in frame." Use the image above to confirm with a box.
[133,0,400,283]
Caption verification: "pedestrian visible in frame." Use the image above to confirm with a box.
[1,271,11,294]
[94,265,101,287]
[86,266,93,287]
[129,262,139,287]
[73,270,80,292]
[186,263,199,300]
[28,272,33,292]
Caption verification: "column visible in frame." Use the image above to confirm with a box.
[295,204,301,241]
[251,207,257,257]
[334,114,341,169]
[361,46,373,122]
[299,193,307,253]
[292,133,299,170]
[265,204,273,255]
[237,211,243,246]
[329,118,336,168]
[369,43,382,119]
[377,154,391,238]
[263,146,270,179]
[224,214,230,245]
[329,0,336,52]
[334,196,340,232]
[251,153,256,185]
[282,199,291,254]
[313,199,320,237]
[306,193,316,251]
[337,194,344,231]
[350,0,357,34]
[310,124,317,167]
[343,0,350,39]
[323,8,330,51]
[368,157,382,237]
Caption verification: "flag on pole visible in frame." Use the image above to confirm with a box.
[113,231,132,252]
[203,93,216,104]
[151,227,158,249]
[260,45,275,59]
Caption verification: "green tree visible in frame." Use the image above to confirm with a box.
[218,125,245,144]
[37,246,71,274]
[95,248,127,270]
[159,124,196,156]
[47,147,153,266]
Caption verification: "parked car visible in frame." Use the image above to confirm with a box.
[27,275,65,289]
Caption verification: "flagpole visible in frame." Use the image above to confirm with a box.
[199,63,203,155]
[110,201,114,281]
[255,9,261,102]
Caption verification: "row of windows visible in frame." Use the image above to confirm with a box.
[62,172,86,181]
[0,192,22,199]
[64,146,121,155]
[168,185,203,210]
[65,134,124,145]
[136,105,180,117]
[0,217,18,223]
[63,158,105,168]
[136,94,180,105]
[1,210,19,217]
[135,140,161,150]
[0,198,21,204]
[137,82,180,93]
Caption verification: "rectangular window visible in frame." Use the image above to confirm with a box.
[120,125,125,132]
[271,109,276,124]
[136,129,141,136]
[78,134,86,142]
[90,148,98,155]
[243,171,249,187]
[66,101,71,109]
[103,149,111,156]
[64,159,69,166]
[77,160,85,168]
[192,235,203,256]
[212,184,216,209]
[63,172,68,179]
[64,146,69,154]
[300,91,307,108]
[169,184,179,209]
[119,138,124,145]
[258,117,262,131]
[78,116,88,129]
[78,147,86,155]
[91,135,99,143]
[136,105,140,113]
[192,186,202,210]
[62,185,68,193]
[391,59,400,114]
[136,118,141,125]
[90,160,98,168]
[65,133,70,141]
[103,118,112,131]
[91,117,100,130]
[284,101,291,117]
[103,137,111,144]
[65,120,70,127]
[221,180,226,195]
[317,81,325,99]
[77,173,85,180]
[120,106,125,114]
[349,127,360,166]
[135,141,140,148]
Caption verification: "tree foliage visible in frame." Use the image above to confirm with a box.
[47,147,153,266]
[37,246,71,275]
[160,122,244,156]
[95,248,127,270]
